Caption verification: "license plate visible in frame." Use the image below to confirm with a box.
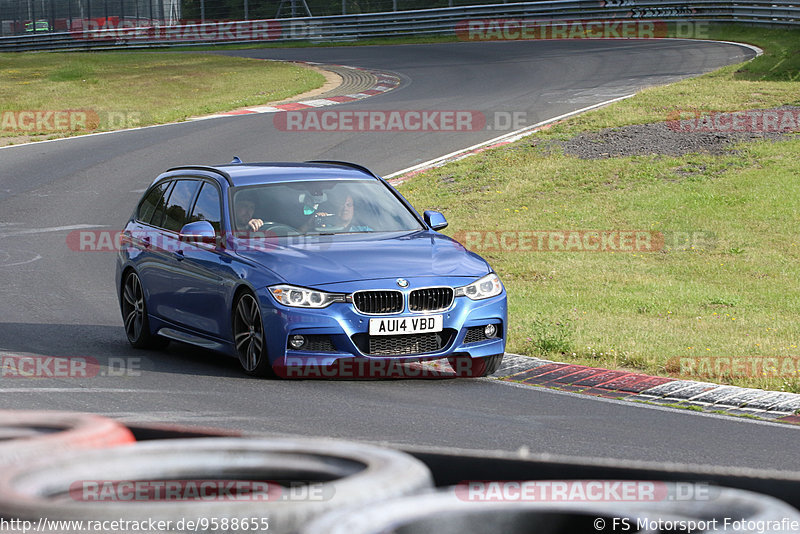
[369,315,443,336]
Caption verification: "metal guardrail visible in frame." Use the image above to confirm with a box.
[0,1,797,51]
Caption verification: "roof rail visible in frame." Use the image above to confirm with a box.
[165,165,233,186]
[305,160,378,178]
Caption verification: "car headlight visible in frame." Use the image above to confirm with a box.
[269,284,346,308]
[454,273,503,300]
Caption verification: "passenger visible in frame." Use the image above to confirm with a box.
[314,193,371,232]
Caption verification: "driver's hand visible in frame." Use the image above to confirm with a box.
[314,212,334,228]
[248,218,264,231]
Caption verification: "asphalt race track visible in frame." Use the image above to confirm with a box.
[2,39,797,472]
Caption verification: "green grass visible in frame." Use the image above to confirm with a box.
[0,52,324,141]
[397,24,800,392]
[733,413,762,420]
[668,404,705,412]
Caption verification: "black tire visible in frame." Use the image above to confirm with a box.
[120,271,168,349]
[233,291,273,376]
[449,354,504,378]
[480,354,505,376]
[0,437,434,534]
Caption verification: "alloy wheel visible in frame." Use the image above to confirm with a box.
[234,293,265,373]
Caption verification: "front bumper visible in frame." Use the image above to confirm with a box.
[260,282,507,377]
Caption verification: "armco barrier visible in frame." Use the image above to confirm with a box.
[0,1,797,51]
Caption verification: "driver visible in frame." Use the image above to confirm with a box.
[234,195,264,232]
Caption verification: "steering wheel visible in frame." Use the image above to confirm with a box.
[260,223,301,236]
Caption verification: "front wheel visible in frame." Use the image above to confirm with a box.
[448,354,504,378]
[120,271,168,349]
[233,292,273,377]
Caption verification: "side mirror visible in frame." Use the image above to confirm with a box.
[423,210,448,231]
[179,221,217,244]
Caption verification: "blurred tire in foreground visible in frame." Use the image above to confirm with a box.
[0,410,135,466]
[299,481,800,534]
[0,437,433,533]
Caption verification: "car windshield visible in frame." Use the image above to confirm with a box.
[231,179,424,236]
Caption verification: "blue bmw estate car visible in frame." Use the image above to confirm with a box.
[116,160,506,378]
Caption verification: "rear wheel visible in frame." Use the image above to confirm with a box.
[449,354,504,378]
[121,271,168,349]
[233,292,273,376]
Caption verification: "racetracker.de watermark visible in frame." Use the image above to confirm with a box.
[667,108,800,133]
[456,19,675,41]
[0,110,142,133]
[1,110,98,133]
[454,480,713,502]
[0,355,99,378]
[67,230,290,253]
[273,110,543,132]
[274,110,486,132]
[274,357,477,379]
[0,354,141,378]
[452,230,716,253]
[69,480,329,502]
[677,357,800,378]
[453,230,662,252]
[69,19,280,41]
[70,229,715,255]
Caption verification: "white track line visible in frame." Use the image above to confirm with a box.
[0,388,174,393]
[0,224,105,238]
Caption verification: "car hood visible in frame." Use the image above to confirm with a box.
[233,231,490,286]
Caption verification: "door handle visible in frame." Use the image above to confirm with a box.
[174,249,185,261]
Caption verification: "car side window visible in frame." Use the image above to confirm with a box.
[136,181,170,225]
[162,180,201,232]
[188,182,222,232]
[149,181,175,228]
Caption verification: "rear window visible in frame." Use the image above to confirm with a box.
[136,181,170,225]
[162,180,201,232]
